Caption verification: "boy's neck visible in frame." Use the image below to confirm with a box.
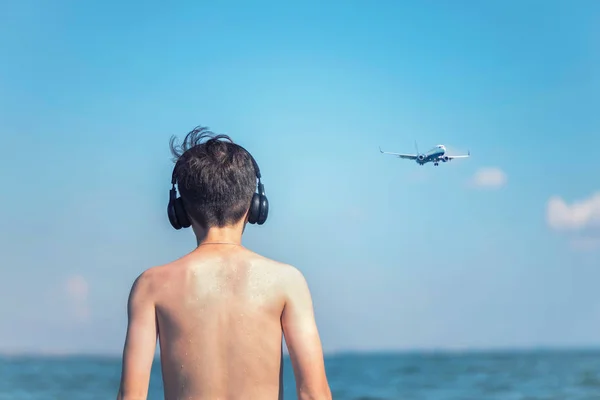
[193,224,244,247]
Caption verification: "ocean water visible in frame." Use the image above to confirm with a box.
[1,350,600,399]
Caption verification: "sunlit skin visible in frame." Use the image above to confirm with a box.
[116,213,331,400]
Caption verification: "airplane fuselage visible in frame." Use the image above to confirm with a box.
[417,145,449,165]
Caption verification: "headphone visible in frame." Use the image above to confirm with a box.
[167,144,269,230]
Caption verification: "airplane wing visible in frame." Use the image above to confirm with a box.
[379,146,417,160]
[446,150,471,159]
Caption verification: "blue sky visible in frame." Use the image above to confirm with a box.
[0,0,599,355]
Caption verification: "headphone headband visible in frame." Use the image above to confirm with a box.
[171,163,178,186]
[236,144,262,182]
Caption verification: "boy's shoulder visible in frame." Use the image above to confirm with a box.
[246,250,305,276]
[129,258,185,294]
[248,254,315,312]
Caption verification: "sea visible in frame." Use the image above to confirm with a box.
[2,350,600,399]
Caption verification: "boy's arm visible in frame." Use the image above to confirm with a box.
[281,268,331,400]
[116,271,158,400]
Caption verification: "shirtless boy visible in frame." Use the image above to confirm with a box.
[116,126,331,400]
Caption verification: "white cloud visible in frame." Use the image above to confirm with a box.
[546,192,600,231]
[470,167,507,189]
[64,275,90,322]
[546,192,600,252]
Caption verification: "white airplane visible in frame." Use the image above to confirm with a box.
[379,142,470,166]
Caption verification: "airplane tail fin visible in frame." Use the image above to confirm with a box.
[414,140,419,155]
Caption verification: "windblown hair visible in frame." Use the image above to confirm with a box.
[169,126,257,228]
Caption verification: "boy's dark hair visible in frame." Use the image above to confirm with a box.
[169,126,257,228]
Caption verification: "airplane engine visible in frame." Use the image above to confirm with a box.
[441,156,449,162]
[418,154,425,161]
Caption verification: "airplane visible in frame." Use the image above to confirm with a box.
[379,142,470,166]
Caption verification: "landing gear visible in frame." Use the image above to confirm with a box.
[434,162,439,166]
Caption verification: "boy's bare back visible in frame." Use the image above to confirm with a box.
[117,245,330,400]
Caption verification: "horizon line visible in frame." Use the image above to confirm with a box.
[3,344,600,359]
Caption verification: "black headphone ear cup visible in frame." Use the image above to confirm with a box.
[168,188,182,230]
[248,193,260,224]
[257,195,269,225]
[174,198,191,228]
[168,200,181,229]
